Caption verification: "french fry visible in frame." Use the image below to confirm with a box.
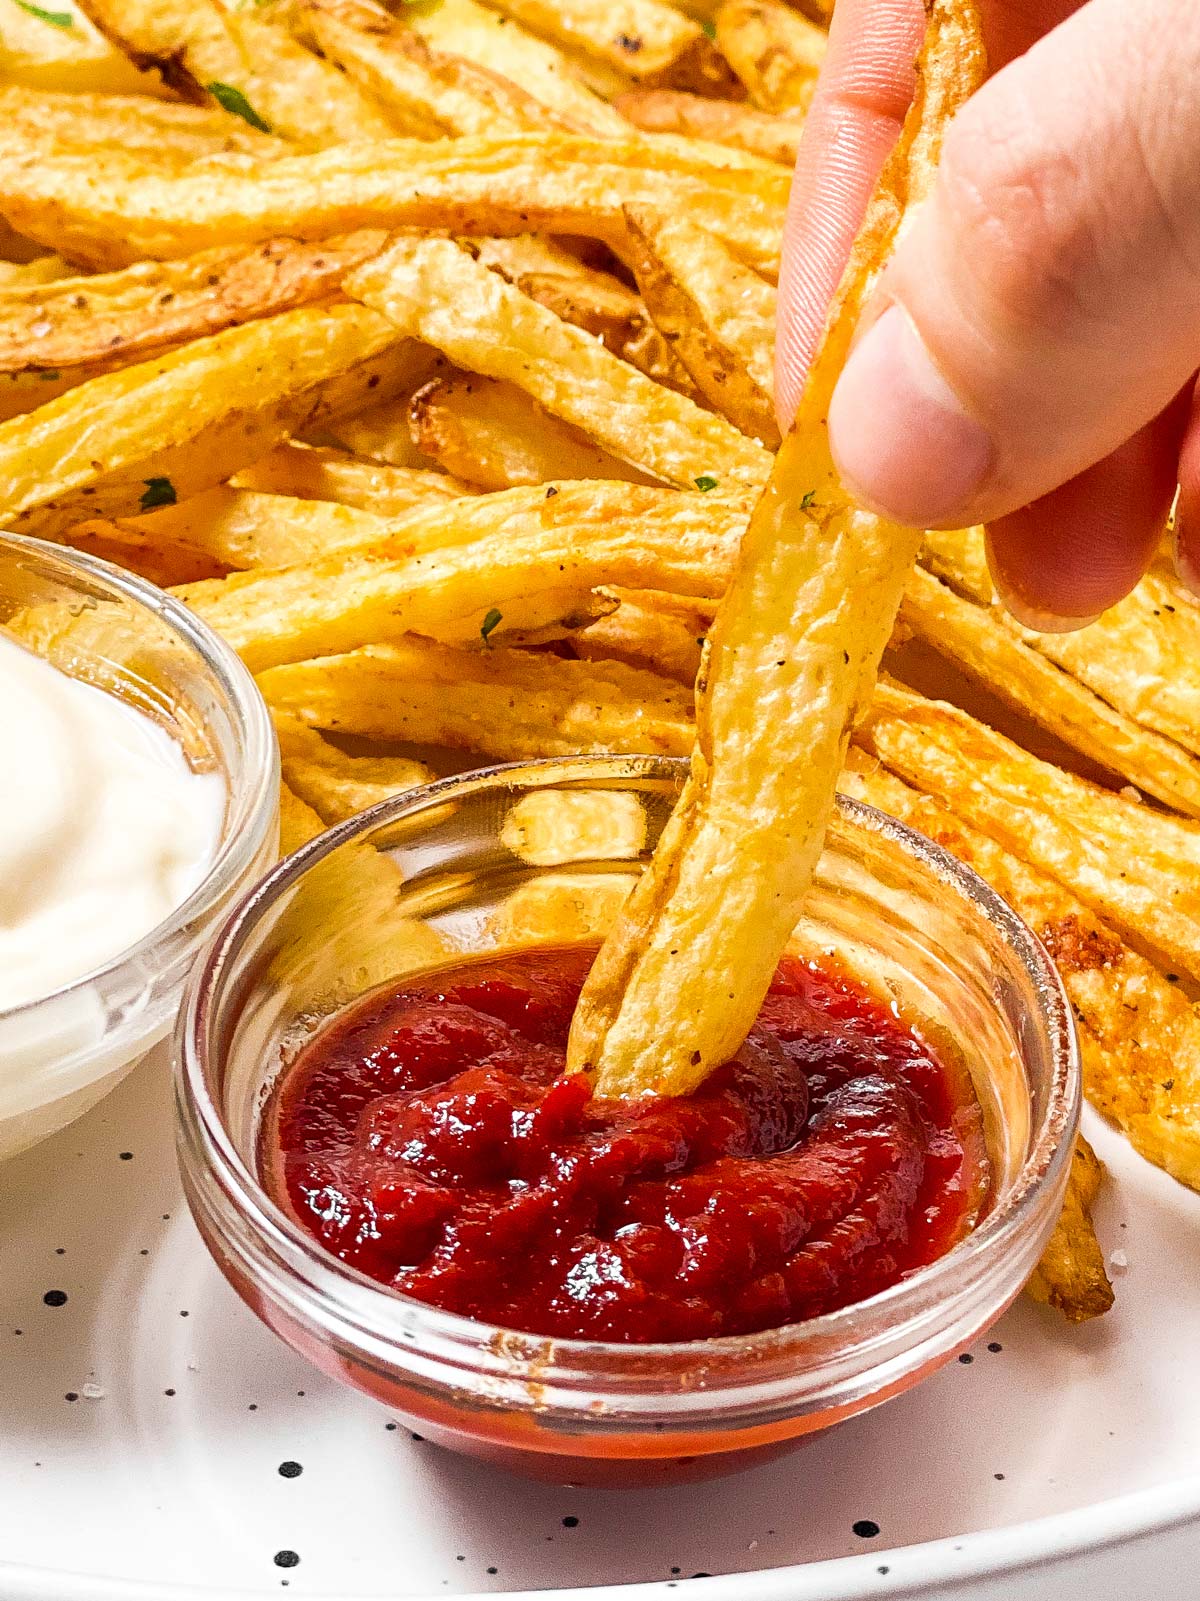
[0,233,388,401]
[304,0,561,138]
[404,0,630,135]
[623,205,779,445]
[409,373,658,490]
[476,0,741,96]
[569,0,986,1096]
[1024,1137,1114,1323]
[273,710,433,825]
[259,636,695,759]
[74,0,396,145]
[574,587,713,683]
[232,441,474,514]
[861,679,1200,986]
[487,874,634,949]
[59,525,231,588]
[465,234,700,398]
[0,0,164,95]
[842,750,1200,1194]
[344,235,771,491]
[615,88,804,167]
[1,85,285,165]
[0,254,73,289]
[177,480,744,671]
[0,304,420,536]
[899,564,1200,818]
[322,383,448,469]
[0,136,789,275]
[715,0,827,114]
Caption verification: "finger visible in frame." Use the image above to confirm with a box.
[986,386,1191,629]
[826,0,1200,532]
[774,0,923,428]
[1172,377,1200,596]
[982,0,1085,70]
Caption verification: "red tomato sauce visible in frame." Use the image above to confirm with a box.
[262,948,989,1342]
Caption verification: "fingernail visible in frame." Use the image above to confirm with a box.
[988,556,1102,634]
[828,305,993,526]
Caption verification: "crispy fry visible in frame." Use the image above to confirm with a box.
[899,564,1200,818]
[404,0,630,134]
[477,0,740,95]
[570,0,986,1096]
[177,480,743,671]
[344,235,771,490]
[0,304,418,536]
[574,588,713,683]
[0,136,789,275]
[842,750,1200,1194]
[232,441,474,514]
[1,85,285,165]
[861,679,1200,985]
[0,0,163,95]
[322,382,448,469]
[409,373,657,490]
[258,636,695,758]
[58,525,231,588]
[615,89,804,166]
[623,205,779,445]
[715,0,827,114]
[304,0,561,137]
[0,254,73,289]
[273,710,432,825]
[0,233,387,388]
[74,0,396,145]
[1024,1136,1114,1323]
[487,874,634,948]
[465,234,700,398]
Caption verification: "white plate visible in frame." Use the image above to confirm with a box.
[2,1043,1199,1601]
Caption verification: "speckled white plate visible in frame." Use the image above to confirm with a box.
[2,1042,1199,1601]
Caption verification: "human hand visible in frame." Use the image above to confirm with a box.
[775,0,1200,628]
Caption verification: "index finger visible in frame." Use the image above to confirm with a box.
[774,0,924,429]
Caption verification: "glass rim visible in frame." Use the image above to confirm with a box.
[0,529,277,1024]
[178,753,1081,1382]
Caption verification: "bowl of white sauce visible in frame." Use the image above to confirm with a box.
[0,531,277,1158]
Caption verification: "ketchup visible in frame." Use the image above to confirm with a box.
[263,948,988,1342]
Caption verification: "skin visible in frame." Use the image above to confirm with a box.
[776,0,1200,628]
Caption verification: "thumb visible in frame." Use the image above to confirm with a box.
[826,0,1200,532]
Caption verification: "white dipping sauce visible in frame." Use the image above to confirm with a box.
[0,630,225,1011]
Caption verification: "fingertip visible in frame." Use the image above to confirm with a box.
[1173,378,1200,599]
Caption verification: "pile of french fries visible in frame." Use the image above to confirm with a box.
[3,0,1198,1326]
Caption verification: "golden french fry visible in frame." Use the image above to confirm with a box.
[487,874,634,949]
[715,0,827,113]
[575,587,713,683]
[0,0,165,95]
[861,678,1200,985]
[1024,1136,1114,1323]
[478,0,740,95]
[0,254,73,289]
[615,89,804,167]
[570,0,986,1096]
[899,564,1200,818]
[274,710,432,825]
[176,479,744,671]
[0,232,387,393]
[59,525,231,588]
[843,750,1200,1194]
[322,381,448,469]
[344,235,771,490]
[0,84,285,165]
[501,789,648,866]
[623,205,779,445]
[258,636,695,758]
[232,441,474,514]
[0,304,419,536]
[304,0,561,137]
[74,0,396,145]
[404,0,630,135]
[409,373,657,490]
[0,135,789,275]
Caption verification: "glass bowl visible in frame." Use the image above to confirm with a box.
[176,755,1079,1486]
[0,531,277,1159]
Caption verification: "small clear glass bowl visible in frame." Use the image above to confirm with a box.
[177,755,1079,1486]
[0,531,277,1160]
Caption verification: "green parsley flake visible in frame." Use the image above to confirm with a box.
[800,488,817,510]
[694,475,719,492]
[206,82,271,133]
[701,17,716,37]
[139,477,177,511]
[38,369,61,381]
[14,0,74,27]
[480,607,503,645]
